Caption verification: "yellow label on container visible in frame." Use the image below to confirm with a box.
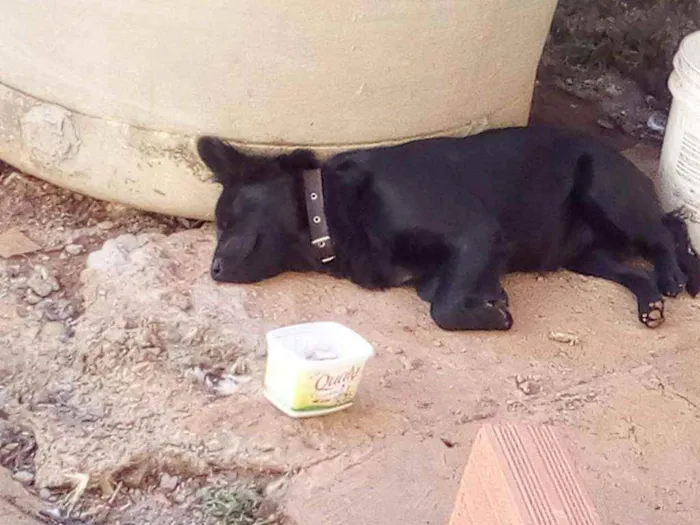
[291,365,364,411]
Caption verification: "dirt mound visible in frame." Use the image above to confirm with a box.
[548,0,699,106]
[542,0,700,138]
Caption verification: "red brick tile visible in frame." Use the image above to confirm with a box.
[449,423,602,525]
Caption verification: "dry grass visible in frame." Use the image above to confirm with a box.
[199,481,279,525]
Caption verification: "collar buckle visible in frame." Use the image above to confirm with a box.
[303,169,336,264]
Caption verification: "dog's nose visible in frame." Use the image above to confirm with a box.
[211,258,223,279]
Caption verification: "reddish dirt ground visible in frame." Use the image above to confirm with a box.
[2,79,700,525]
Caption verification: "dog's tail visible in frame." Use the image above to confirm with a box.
[663,208,700,296]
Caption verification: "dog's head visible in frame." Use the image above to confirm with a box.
[197,137,320,283]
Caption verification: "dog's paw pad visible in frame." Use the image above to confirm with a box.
[640,300,665,329]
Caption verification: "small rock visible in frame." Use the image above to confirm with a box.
[97,221,115,230]
[115,316,137,330]
[506,400,526,412]
[264,477,289,498]
[61,324,76,342]
[186,365,242,396]
[208,375,240,396]
[456,397,499,424]
[230,357,249,376]
[114,234,147,253]
[13,470,35,485]
[159,473,179,492]
[548,331,580,346]
[106,203,130,217]
[515,375,541,396]
[24,290,42,305]
[2,171,21,185]
[647,112,667,133]
[2,443,19,454]
[182,326,205,345]
[41,299,75,321]
[5,265,21,278]
[41,508,62,520]
[518,380,541,396]
[596,118,615,130]
[64,243,84,255]
[27,276,54,297]
[103,326,128,345]
[146,346,164,358]
[26,266,60,297]
[133,323,160,348]
[167,292,191,312]
[39,488,52,500]
[40,322,67,343]
[401,356,423,371]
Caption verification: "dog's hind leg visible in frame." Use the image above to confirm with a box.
[662,210,700,297]
[570,154,687,297]
[566,248,665,328]
[428,231,512,331]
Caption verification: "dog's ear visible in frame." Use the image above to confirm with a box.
[277,149,320,173]
[196,136,248,186]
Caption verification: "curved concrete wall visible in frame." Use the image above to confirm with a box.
[0,1,557,219]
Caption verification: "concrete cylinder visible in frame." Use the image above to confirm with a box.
[0,1,557,219]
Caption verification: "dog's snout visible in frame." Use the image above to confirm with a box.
[211,257,223,279]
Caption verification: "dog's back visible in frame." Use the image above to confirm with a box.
[324,126,644,270]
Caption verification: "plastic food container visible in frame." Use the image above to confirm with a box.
[263,322,375,418]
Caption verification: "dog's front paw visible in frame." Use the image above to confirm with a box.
[430,298,513,331]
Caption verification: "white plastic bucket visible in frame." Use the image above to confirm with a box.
[263,322,375,418]
[659,30,700,247]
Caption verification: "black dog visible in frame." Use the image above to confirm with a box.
[197,125,700,331]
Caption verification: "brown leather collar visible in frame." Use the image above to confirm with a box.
[303,168,336,264]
